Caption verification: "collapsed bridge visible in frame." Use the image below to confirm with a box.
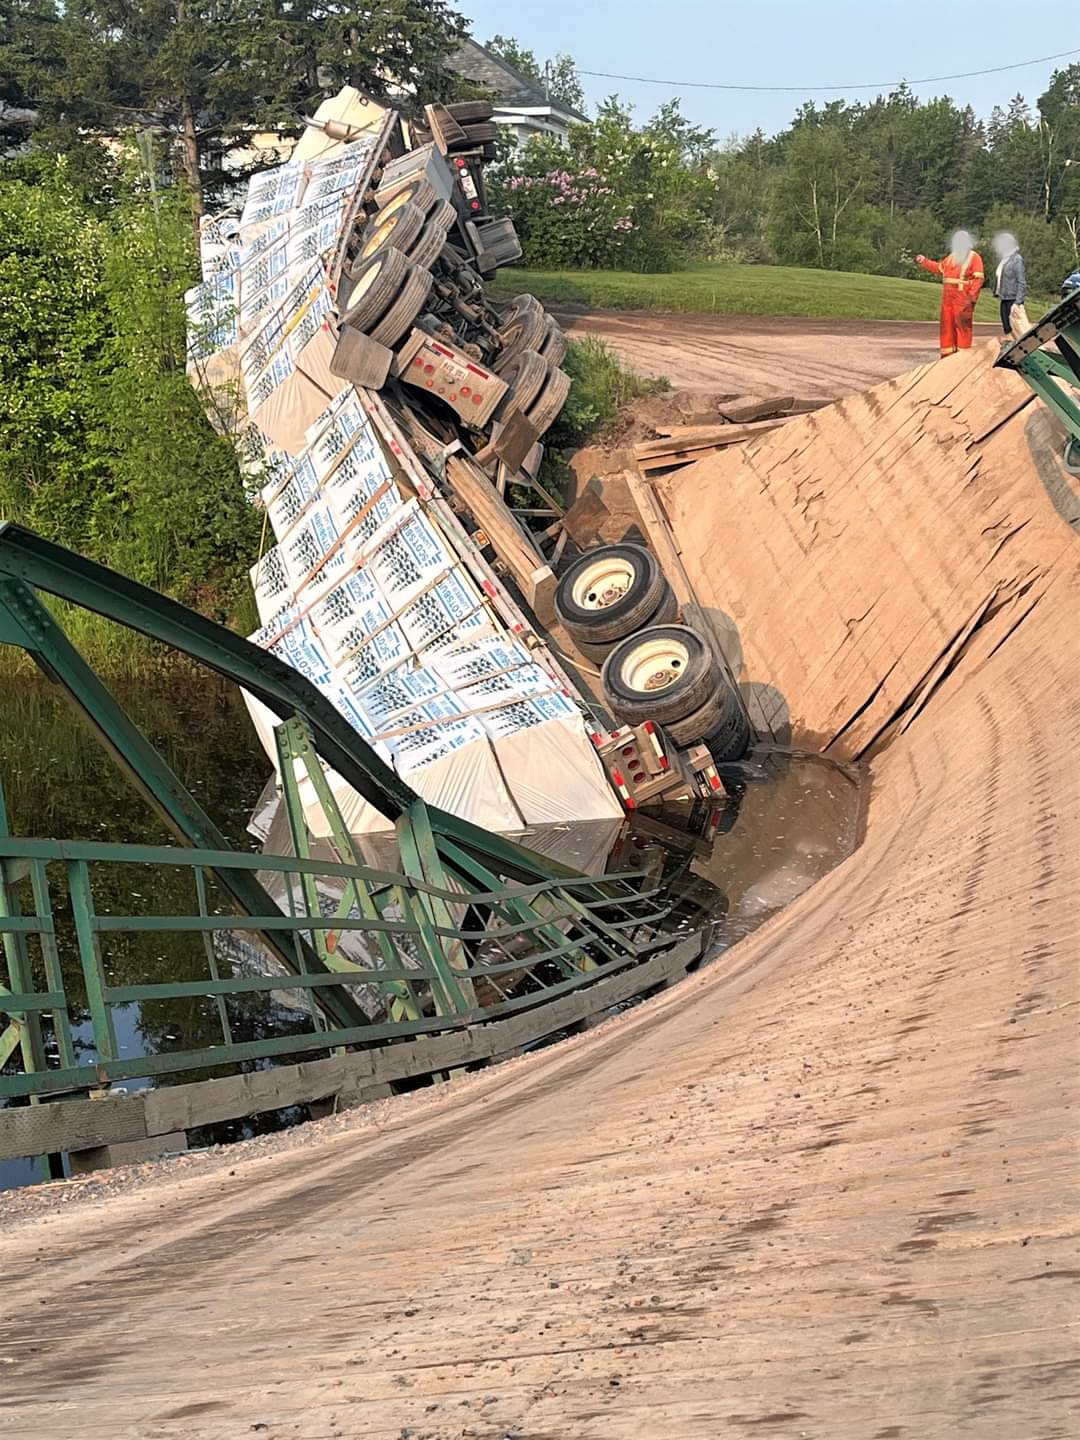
[1,326,1077,1434]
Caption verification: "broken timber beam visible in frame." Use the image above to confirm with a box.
[621,462,748,719]
[634,418,790,473]
[444,453,557,622]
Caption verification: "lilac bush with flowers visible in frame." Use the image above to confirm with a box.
[490,100,717,273]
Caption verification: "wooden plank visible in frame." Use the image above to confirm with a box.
[445,453,557,621]
[619,464,697,612]
[719,395,795,424]
[634,418,788,461]
[0,933,702,1160]
[637,446,728,474]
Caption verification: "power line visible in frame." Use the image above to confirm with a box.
[579,46,1080,94]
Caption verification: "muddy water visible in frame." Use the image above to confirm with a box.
[0,675,862,1190]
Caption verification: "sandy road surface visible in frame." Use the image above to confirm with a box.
[1,602,1078,1440]
[554,307,1001,400]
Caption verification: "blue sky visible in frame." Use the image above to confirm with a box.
[460,1,1079,140]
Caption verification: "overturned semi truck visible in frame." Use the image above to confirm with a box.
[186,88,741,848]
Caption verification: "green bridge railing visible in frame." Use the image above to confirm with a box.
[0,525,715,1112]
[0,833,687,1100]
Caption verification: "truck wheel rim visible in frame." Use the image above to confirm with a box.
[350,259,384,300]
[620,636,689,694]
[362,214,400,258]
[379,187,414,220]
[571,556,635,611]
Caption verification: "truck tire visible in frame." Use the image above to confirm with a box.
[571,637,613,666]
[375,178,439,216]
[498,306,549,361]
[539,320,569,367]
[342,248,411,333]
[368,264,434,347]
[663,683,749,754]
[705,703,753,763]
[601,624,717,725]
[503,293,543,322]
[446,101,494,124]
[555,544,665,645]
[527,367,571,436]
[407,216,454,273]
[495,348,549,420]
[644,584,679,627]
[357,201,427,265]
[569,586,678,667]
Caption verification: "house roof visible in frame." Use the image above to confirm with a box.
[444,39,588,124]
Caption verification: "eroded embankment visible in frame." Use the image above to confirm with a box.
[0,343,1077,1438]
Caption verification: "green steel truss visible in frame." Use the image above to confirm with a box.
[0,526,702,1100]
[995,290,1080,448]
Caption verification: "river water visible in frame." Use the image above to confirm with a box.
[0,669,863,1190]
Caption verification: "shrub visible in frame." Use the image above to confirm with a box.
[0,164,257,633]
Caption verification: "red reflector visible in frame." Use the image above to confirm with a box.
[659,756,670,771]
[643,721,655,734]
[621,746,635,757]
[465,363,490,377]
[612,768,625,787]
[625,796,636,810]
[470,200,481,210]
[631,770,646,783]
[431,342,454,358]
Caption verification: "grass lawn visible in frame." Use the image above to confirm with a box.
[493,261,1043,325]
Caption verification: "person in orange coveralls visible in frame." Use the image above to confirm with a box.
[916,230,984,356]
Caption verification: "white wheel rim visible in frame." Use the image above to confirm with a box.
[362,214,399,258]
[620,636,689,694]
[571,556,636,612]
[380,188,413,219]
[350,260,383,300]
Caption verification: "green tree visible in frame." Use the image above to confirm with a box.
[0,165,257,616]
[769,124,870,270]
[0,0,60,150]
[486,31,585,113]
[27,0,467,211]
[987,95,1044,215]
[1036,63,1080,222]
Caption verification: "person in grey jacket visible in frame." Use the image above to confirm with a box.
[991,232,1029,339]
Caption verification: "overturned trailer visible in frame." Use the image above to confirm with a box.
[187,88,625,845]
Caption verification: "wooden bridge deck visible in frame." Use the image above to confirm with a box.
[0,345,1077,1438]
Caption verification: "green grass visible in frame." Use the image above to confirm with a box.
[558,336,668,436]
[495,261,1045,325]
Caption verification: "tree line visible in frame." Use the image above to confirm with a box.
[486,41,1080,292]
[718,75,1080,293]
[0,0,467,212]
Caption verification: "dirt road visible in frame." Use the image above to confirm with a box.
[554,307,1001,400]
